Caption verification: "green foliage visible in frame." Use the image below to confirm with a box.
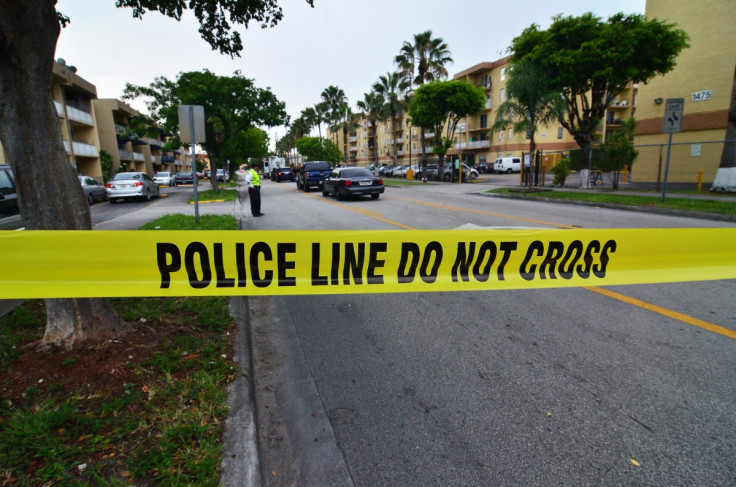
[395,30,453,87]
[550,157,572,187]
[511,12,689,168]
[123,69,286,178]
[408,80,485,158]
[490,60,562,174]
[138,214,237,230]
[115,0,315,58]
[295,137,343,164]
[99,149,114,182]
[600,118,638,189]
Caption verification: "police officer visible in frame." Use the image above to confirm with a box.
[245,162,264,217]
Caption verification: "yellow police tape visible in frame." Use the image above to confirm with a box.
[0,228,734,299]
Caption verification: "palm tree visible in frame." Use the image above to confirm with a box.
[490,60,563,188]
[314,101,329,138]
[373,72,410,168]
[330,105,360,165]
[320,85,348,149]
[357,90,384,166]
[300,106,317,137]
[394,30,453,168]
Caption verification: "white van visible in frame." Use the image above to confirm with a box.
[493,157,523,174]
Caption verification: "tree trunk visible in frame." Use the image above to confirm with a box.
[572,133,594,189]
[711,64,736,192]
[0,1,127,350]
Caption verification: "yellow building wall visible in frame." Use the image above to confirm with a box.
[633,0,735,184]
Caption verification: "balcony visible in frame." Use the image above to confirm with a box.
[348,136,357,143]
[468,140,490,149]
[119,149,133,160]
[66,106,94,125]
[63,140,98,157]
[133,152,144,162]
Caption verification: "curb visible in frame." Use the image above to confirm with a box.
[480,192,736,223]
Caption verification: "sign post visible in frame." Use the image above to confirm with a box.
[178,105,206,223]
[661,98,684,202]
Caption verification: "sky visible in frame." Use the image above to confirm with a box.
[55,0,646,149]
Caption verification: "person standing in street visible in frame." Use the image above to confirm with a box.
[245,162,264,217]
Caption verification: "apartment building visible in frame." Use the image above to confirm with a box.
[632,0,735,186]
[1,60,193,181]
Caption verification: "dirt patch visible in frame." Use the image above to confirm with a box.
[2,320,188,405]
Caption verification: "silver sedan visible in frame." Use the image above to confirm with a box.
[105,172,160,203]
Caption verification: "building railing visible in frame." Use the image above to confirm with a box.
[66,106,94,125]
[133,152,144,162]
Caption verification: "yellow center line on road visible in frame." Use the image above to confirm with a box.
[386,195,578,229]
[305,191,415,229]
[307,189,732,340]
[586,286,736,340]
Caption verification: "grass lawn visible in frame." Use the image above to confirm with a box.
[487,188,736,216]
[0,214,239,486]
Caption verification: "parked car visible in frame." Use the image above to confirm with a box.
[153,171,176,187]
[106,172,160,203]
[271,167,294,182]
[174,171,196,185]
[203,169,211,180]
[442,163,479,181]
[322,167,384,200]
[475,162,493,174]
[79,175,107,205]
[381,165,394,177]
[393,165,409,177]
[0,164,22,230]
[215,169,229,182]
[296,161,332,191]
[413,163,440,180]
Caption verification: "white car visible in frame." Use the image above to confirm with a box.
[153,171,176,186]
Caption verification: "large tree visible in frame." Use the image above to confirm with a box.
[511,12,688,187]
[490,60,563,188]
[394,30,453,172]
[123,69,286,191]
[408,80,486,168]
[295,136,342,164]
[373,72,410,168]
[0,0,313,349]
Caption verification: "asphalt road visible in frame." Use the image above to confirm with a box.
[87,176,736,486]
[232,177,736,486]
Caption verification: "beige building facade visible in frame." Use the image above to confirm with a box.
[631,0,735,187]
[1,60,193,182]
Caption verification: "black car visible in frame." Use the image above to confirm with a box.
[476,162,493,174]
[271,167,294,182]
[322,167,384,200]
[174,171,196,185]
[0,164,22,230]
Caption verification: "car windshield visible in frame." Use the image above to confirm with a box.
[155,172,169,177]
[113,173,141,180]
[178,172,191,177]
[342,168,373,178]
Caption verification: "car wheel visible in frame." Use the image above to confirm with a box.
[87,193,94,205]
[506,168,513,174]
[144,189,151,201]
[322,187,329,196]
[335,190,344,201]
[302,184,309,192]
[371,193,379,199]
[109,198,117,204]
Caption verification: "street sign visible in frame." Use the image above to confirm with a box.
[178,105,206,143]
[662,98,684,133]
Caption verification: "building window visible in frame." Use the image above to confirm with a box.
[558,127,563,139]
[480,114,488,129]
[500,67,506,81]
[500,88,505,102]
